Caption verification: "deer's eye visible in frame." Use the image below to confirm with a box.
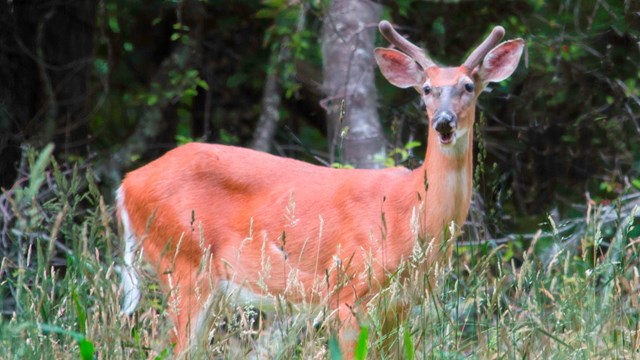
[464,83,475,93]
[423,85,432,95]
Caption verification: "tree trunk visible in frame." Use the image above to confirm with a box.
[251,5,308,153]
[250,50,284,152]
[105,1,206,186]
[106,40,200,186]
[321,0,384,169]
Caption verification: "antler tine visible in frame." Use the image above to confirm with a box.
[462,26,505,70]
[379,20,434,69]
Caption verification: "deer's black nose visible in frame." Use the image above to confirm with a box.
[433,111,458,134]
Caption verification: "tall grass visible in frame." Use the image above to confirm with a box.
[1,146,639,359]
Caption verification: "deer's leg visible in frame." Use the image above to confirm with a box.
[168,269,213,357]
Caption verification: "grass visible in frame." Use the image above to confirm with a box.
[1,146,639,359]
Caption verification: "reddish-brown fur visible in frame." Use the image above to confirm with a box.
[118,21,523,357]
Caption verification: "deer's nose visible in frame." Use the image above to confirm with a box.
[433,111,458,133]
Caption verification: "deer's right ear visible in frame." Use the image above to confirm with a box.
[375,48,425,89]
[478,39,524,84]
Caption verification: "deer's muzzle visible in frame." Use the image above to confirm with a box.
[433,110,458,144]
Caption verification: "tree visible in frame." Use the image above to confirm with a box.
[251,3,308,152]
[321,0,384,169]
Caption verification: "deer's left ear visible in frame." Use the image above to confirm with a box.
[478,39,525,84]
[375,47,425,89]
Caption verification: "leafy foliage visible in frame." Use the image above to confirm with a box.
[1,0,640,358]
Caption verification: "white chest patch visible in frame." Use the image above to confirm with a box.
[439,127,469,158]
[447,167,468,207]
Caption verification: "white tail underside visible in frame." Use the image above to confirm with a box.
[117,187,142,315]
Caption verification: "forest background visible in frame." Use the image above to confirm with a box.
[1,0,639,358]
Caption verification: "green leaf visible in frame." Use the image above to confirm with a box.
[331,162,354,169]
[627,225,640,238]
[354,326,368,360]
[632,178,640,190]
[397,0,413,17]
[35,322,93,359]
[404,140,421,149]
[432,17,445,36]
[186,69,199,78]
[146,94,158,106]
[176,134,195,145]
[263,0,286,8]
[503,241,514,263]
[154,347,173,360]
[256,8,277,19]
[72,288,87,334]
[108,17,120,33]
[79,338,95,360]
[93,58,109,75]
[219,129,239,145]
[197,79,209,90]
[404,323,414,360]
[28,144,54,199]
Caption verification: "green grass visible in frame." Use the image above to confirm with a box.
[1,147,639,359]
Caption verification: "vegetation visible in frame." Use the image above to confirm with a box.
[1,0,639,359]
[1,146,639,358]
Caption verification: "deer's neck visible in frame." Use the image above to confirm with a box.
[417,115,474,243]
[377,113,475,271]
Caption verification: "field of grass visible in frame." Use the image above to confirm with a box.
[1,146,639,359]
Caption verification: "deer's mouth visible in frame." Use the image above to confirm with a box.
[438,131,455,145]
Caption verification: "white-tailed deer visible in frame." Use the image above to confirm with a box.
[118,20,523,357]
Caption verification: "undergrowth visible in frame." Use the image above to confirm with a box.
[1,147,639,359]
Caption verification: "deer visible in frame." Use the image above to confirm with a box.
[117,20,524,358]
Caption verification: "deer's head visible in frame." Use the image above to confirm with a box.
[375,21,524,156]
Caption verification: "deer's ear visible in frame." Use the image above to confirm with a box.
[478,39,524,84]
[375,48,425,89]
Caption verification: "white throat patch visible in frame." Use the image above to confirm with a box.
[438,127,469,157]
